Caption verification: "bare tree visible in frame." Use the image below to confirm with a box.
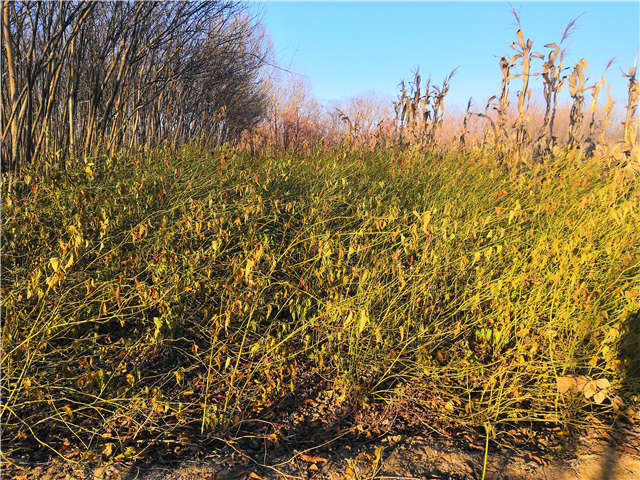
[1,1,271,179]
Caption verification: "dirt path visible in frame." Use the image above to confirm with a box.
[5,426,640,480]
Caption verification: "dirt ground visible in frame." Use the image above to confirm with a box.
[4,423,639,480]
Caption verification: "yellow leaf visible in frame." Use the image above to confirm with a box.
[557,376,587,394]
[375,327,382,344]
[374,446,384,463]
[593,390,607,404]
[421,211,431,234]
[102,442,114,457]
[174,369,184,386]
[124,446,137,457]
[357,309,368,335]
[583,381,598,399]
[49,257,61,272]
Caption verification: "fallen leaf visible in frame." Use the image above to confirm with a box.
[583,381,598,399]
[593,390,607,404]
[300,453,328,464]
[102,442,114,457]
[558,376,589,394]
[557,376,576,394]
[574,376,588,392]
[611,395,624,412]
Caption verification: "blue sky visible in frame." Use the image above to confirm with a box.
[253,1,639,109]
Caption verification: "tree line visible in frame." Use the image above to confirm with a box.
[2,1,271,179]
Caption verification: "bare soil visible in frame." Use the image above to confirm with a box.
[4,424,639,480]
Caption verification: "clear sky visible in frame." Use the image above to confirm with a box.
[253,1,639,109]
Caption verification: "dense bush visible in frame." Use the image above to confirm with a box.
[1,145,639,459]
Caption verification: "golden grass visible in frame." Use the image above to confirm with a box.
[2,145,639,461]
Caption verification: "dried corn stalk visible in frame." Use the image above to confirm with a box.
[599,85,615,145]
[538,42,567,148]
[474,96,498,147]
[459,98,473,146]
[496,56,512,142]
[568,59,589,149]
[510,28,543,145]
[429,68,457,144]
[622,65,639,149]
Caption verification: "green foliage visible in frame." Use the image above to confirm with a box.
[2,145,639,459]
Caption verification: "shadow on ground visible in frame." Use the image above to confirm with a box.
[594,309,640,480]
[3,314,639,479]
